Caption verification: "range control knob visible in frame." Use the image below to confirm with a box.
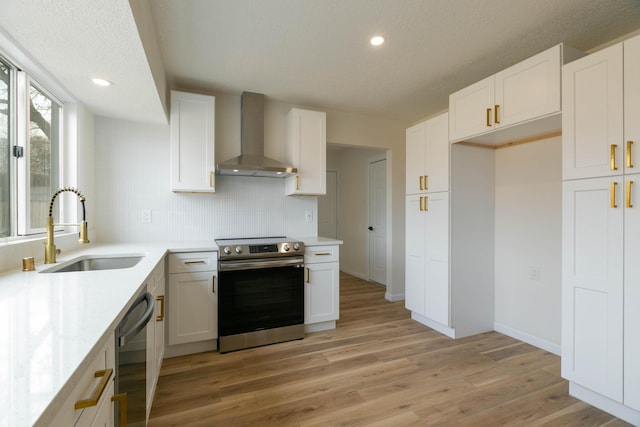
[235,246,243,254]
[223,247,231,255]
[283,243,291,251]
[293,243,300,251]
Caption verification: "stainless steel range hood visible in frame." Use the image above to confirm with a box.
[216,92,297,178]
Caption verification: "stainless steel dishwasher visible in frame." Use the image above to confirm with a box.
[115,288,154,426]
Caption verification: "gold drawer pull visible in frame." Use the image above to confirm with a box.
[627,180,634,208]
[611,181,618,208]
[486,108,492,127]
[611,144,618,171]
[111,393,127,427]
[75,368,113,409]
[184,260,207,265]
[314,252,332,256]
[156,295,165,321]
[306,267,310,283]
[628,141,634,169]
[494,104,500,124]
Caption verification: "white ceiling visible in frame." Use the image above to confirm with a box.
[1,0,640,126]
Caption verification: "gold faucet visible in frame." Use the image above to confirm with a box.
[45,187,90,264]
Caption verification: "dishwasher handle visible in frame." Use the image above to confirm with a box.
[119,292,154,347]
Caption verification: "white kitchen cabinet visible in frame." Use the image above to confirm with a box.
[146,262,165,421]
[286,108,327,195]
[168,252,218,345]
[404,139,494,338]
[450,44,583,145]
[49,333,117,427]
[170,90,216,192]
[304,245,339,332]
[406,112,449,195]
[404,192,449,326]
[561,33,640,425]
[562,44,624,180]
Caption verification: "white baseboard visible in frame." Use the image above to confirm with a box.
[493,322,560,355]
[164,340,217,358]
[305,321,336,333]
[411,312,456,338]
[340,268,367,281]
[385,292,404,302]
[570,382,640,425]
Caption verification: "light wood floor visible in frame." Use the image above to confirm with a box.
[149,273,630,426]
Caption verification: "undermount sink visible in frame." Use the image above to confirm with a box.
[42,255,144,273]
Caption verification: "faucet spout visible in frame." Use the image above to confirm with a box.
[45,187,90,264]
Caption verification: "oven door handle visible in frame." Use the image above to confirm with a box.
[219,257,304,271]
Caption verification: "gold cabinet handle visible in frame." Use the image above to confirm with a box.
[627,180,634,208]
[296,175,300,190]
[306,267,310,284]
[184,260,207,265]
[611,144,618,171]
[156,295,165,321]
[424,196,428,212]
[486,108,492,127]
[75,368,113,409]
[494,104,500,124]
[419,175,424,191]
[419,196,424,211]
[424,175,428,191]
[314,252,331,256]
[628,141,634,169]
[611,181,618,208]
[212,276,216,293]
[209,171,214,188]
[111,393,127,427]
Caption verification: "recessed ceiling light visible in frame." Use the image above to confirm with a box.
[92,78,112,87]
[370,36,385,46]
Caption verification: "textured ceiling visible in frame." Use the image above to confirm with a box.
[2,0,640,126]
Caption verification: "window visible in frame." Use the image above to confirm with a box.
[0,54,62,238]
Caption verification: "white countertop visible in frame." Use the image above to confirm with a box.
[293,236,343,246]
[0,241,218,427]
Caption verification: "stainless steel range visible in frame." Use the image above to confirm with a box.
[215,237,305,353]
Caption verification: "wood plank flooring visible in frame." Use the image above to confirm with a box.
[149,273,630,426]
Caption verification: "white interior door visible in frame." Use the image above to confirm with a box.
[318,170,338,238]
[368,158,387,285]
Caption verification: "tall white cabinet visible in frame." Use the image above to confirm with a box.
[561,33,640,425]
[405,112,495,338]
[286,108,326,195]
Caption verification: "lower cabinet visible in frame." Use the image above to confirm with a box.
[304,245,340,331]
[146,262,166,421]
[49,333,118,427]
[167,252,218,345]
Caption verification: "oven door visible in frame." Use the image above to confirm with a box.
[218,257,304,337]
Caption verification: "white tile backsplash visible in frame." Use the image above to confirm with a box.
[94,117,317,243]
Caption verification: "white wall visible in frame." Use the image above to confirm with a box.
[494,136,562,353]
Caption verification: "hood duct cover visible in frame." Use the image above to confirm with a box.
[216,92,297,177]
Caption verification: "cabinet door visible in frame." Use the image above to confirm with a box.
[424,192,449,326]
[449,75,494,142]
[406,121,426,194]
[170,90,216,192]
[154,269,165,376]
[405,194,426,315]
[624,35,640,176]
[562,44,623,180]
[495,45,561,128]
[562,177,623,402]
[305,261,339,324]
[625,174,640,410]
[286,108,327,195]
[168,271,218,345]
[425,112,449,193]
[87,381,114,427]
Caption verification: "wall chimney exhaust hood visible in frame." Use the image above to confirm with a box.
[216,92,297,178]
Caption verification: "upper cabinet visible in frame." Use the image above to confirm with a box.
[170,90,216,192]
[286,108,327,195]
[406,112,449,195]
[449,44,584,146]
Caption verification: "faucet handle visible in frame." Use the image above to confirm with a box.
[78,220,90,244]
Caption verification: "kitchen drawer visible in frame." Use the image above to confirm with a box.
[168,251,218,273]
[49,333,115,426]
[305,245,339,264]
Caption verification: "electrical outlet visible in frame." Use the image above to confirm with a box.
[305,210,313,222]
[529,265,540,281]
[142,209,152,224]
